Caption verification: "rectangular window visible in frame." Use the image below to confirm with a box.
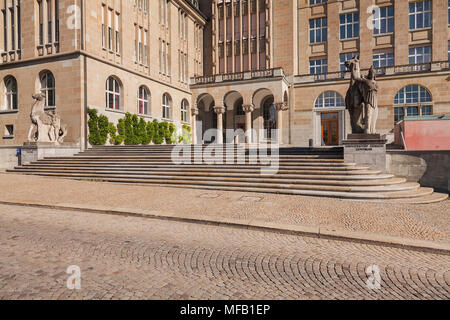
[108,9,112,50]
[101,6,105,48]
[47,0,52,43]
[409,46,431,64]
[394,107,404,124]
[38,1,43,45]
[10,8,14,50]
[310,0,327,4]
[373,51,394,68]
[409,1,432,30]
[407,107,419,117]
[309,18,327,43]
[310,58,327,74]
[340,52,359,71]
[115,13,120,54]
[4,125,14,137]
[421,106,432,116]
[340,12,359,39]
[138,27,142,63]
[55,0,59,43]
[373,6,394,35]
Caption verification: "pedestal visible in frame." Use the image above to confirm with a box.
[342,134,387,173]
[19,142,80,165]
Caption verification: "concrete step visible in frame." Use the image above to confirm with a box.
[9,169,417,191]
[11,172,432,201]
[12,166,382,176]
[21,164,369,171]
[27,161,359,168]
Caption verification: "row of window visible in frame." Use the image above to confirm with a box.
[310,45,434,75]
[134,0,149,13]
[314,85,433,124]
[310,1,437,44]
[105,76,189,123]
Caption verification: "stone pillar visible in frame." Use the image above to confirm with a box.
[243,104,254,144]
[191,108,199,144]
[274,102,288,145]
[214,106,226,144]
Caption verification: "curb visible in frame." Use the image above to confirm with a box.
[0,199,449,255]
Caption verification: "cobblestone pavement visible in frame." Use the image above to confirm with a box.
[0,174,449,243]
[0,204,449,300]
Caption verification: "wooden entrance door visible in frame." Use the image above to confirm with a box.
[321,112,339,146]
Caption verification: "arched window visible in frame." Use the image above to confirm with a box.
[314,91,345,109]
[138,86,150,115]
[4,76,17,110]
[40,71,55,107]
[106,76,121,110]
[162,93,172,119]
[394,85,432,123]
[181,99,189,123]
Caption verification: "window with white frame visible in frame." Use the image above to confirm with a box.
[162,93,172,119]
[138,86,149,115]
[2,0,21,52]
[315,91,345,109]
[310,58,327,74]
[4,76,17,110]
[340,52,359,71]
[160,0,169,27]
[373,51,394,68]
[409,46,431,64]
[409,1,432,30]
[373,6,394,35]
[181,99,189,123]
[101,5,106,48]
[394,84,432,123]
[114,12,120,54]
[107,9,113,50]
[340,12,359,39]
[309,18,327,43]
[40,71,55,107]
[106,76,121,110]
[160,39,170,75]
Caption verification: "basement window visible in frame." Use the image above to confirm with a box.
[3,124,14,139]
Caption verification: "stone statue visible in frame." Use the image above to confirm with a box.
[28,93,67,144]
[344,56,379,134]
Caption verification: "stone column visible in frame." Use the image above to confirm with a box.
[274,102,288,145]
[191,108,199,144]
[243,104,254,144]
[214,106,226,144]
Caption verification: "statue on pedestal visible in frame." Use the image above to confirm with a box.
[344,56,379,134]
[28,93,67,144]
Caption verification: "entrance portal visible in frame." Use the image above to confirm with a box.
[321,112,339,146]
[262,96,276,139]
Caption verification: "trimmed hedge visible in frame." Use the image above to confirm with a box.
[87,108,190,146]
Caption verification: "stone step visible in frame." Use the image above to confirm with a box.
[11,167,406,186]
[41,157,347,162]
[12,166,381,176]
[27,161,359,168]
[9,169,416,191]
[10,166,392,179]
[11,171,432,201]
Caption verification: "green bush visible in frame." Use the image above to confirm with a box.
[108,122,124,145]
[138,117,150,145]
[87,108,108,145]
[116,119,125,145]
[153,119,165,144]
[165,123,176,144]
[179,124,192,144]
[124,113,136,145]
[146,120,156,144]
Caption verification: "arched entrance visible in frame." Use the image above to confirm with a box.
[262,96,276,139]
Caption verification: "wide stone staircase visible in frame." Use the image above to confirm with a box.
[7,145,448,204]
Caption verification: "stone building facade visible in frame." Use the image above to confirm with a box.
[191,0,450,147]
[0,0,449,149]
[0,0,206,149]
